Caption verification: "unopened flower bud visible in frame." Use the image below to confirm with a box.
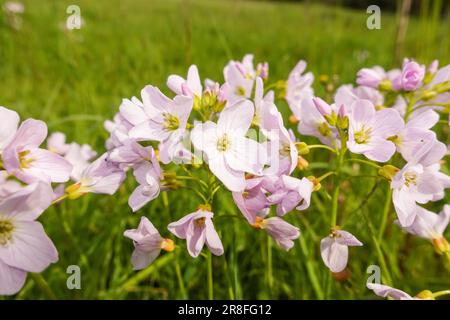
[416,290,434,300]
[319,74,329,85]
[295,142,309,155]
[378,164,399,181]
[289,114,299,124]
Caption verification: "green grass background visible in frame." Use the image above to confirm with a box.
[1,0,449,299]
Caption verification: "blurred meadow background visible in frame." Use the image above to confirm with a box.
[1,0,450,299]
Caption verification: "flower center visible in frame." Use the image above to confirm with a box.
[404,171,417,186]
[280,143,291,157]
[217,134,231,152]
[354,126,372,144]
[162,113,180,131]
[194,217,206,228]
[0,220,14,246]
[251,216,266,229]
[235,86,246,97]
[19,150,34,169]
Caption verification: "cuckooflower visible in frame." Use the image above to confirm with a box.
[128,151,163,212]
[252,216,300,251]
[267,175,313,216]
[64,142,97,181]
[232,177,270,224]
[392,109,439,162]
[397,205,450,254]
[65,153,125,199]
[0,182,58,295]
[124,216,174,270]
[367,283,417,300]
[2,119,72,184]
[46,132,70,155]
[347,99,404,162]
[0,106,20,153]
[392,140,450,226]
[167,64,202,98]
[320,229,363,273]
[285,60,314,116]
[191,99,267,192]
[399,59,425,91]
[254,77,298,175]
[168,209,223,258]
[129,86,193,164]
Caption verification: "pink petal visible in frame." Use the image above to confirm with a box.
[0,259,27,295]
[0,221,58,273]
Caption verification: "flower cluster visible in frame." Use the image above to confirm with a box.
[0,107,124,295]
[1,54,450,299]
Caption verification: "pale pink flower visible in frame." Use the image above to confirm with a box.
[267,175,313,216]
[285,60,314,116]
[124,217,174,270]
[334,84,384,108]
[191,99,267,192]
[256,62,269,80]
[46,132,70,155]
[167,65,202,98]
[392,140,450,226]
[397,205,450,253]
[64,143,97,181]
[223,62,254,102]
[108,140,152,169]
[2,119,72,184]
[367,283,417,300]
[254,78,298,175]
[347,99,404,162]
[66,153,125,198]
[168,209,223,258]
[129,86,193,164]
[128,151,163,212]
[104,113,133,150]
[294,98,340,147]
[357,66,401,89]
[399,59,425,91]
[394,109,439,162]
[232,177,270,224]
[320,229,362,273]
[0,106,20,153]
[252,216,300,251]
[0,182,58,295]
[0,171,22,200]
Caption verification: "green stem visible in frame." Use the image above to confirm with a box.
[30,273,57,300]
[51,193,68,205]
[318,171,336,182]
[331,186,340,227]
[267,236,274,295]
[175,260,187,299]
[378,187,392,242]
[298,236,324,299]
[346,158,381,169]
[207,251,214,300]
[307,144,337,154]
[404,94,416,121]
[432,289,450,299]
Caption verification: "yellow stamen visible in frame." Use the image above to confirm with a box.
[0,220,14,246]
